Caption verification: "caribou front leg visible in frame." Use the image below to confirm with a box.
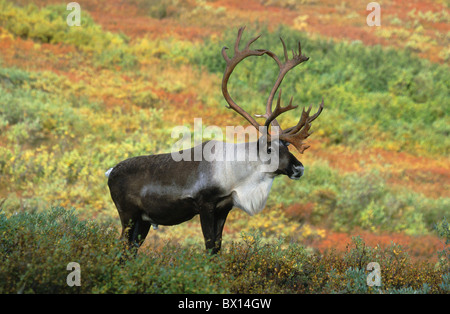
[199,204,217,254]
[212,203,232,254]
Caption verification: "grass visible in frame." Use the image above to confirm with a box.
[0,208,448,293]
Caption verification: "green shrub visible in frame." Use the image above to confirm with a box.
[0,1,136,69]
[435,217,450,274]
[0,208,228,293]
[221,230,310,293]
[0,208,447,293]
[0,207,120,293]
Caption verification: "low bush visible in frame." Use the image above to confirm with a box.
[0,208,448,293]
[0,207,227,293]
[435,217,450,293]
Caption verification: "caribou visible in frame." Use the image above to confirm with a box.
[106,27,324,254]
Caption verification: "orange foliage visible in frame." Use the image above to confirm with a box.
[309,229,443,263]
[284,202,315,223]
[307,142,450,199]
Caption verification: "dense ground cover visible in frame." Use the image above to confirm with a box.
[0,208,448,293]
[0,0,448,293]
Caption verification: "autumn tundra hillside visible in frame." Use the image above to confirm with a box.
[0,0,448,293]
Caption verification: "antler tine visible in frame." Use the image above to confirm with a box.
[234,26,245,54]
[264,90,298,128]
[283,99,324,135]
[245,34,262,50]
[221,46,231,64]
[280,37,288,62]
[307,97,324,123]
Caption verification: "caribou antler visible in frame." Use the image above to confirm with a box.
[221,27,268,131]
[221,27,324,154]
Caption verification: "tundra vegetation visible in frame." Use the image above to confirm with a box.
[0,0,448,293]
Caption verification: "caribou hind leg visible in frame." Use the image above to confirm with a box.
[123,217,151,249]
[116,204,151,256]
[118,217,151,261]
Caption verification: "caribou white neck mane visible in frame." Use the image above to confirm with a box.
[209,141,276,216]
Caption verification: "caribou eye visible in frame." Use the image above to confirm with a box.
[281,140,290,147]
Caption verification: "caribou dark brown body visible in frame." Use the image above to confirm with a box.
[108,142,234,253]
